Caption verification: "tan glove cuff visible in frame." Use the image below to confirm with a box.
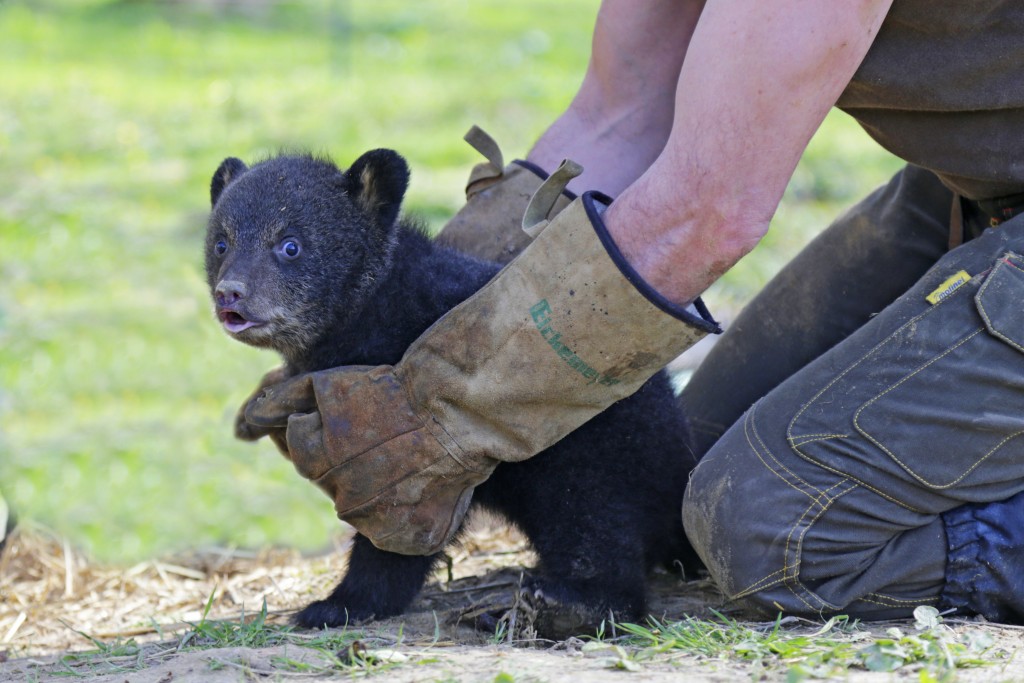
[435,126,573,264]
[402,189,720,465]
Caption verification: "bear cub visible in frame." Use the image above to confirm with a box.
[205,148,701,638]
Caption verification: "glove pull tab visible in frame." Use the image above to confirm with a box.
[463,125,506,197]
[522,158,583,238]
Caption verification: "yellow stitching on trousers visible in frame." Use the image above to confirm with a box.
[734,404,854,599]
[977,257,1024,353]
[854,327,1024,489]
[733,479,852,599]
[866,592,940,606]
[786,581,824,612]
[744,406,824,503]
[789,434,850,448]
[790,435,924,512]
[786,285,963,447]
[748,402,827,501]
[739,482,856,610]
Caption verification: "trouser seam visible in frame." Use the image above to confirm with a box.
[789,434,849,448]
[778,481,859,612]
[786,283,964,447]
[861,592,940,608]
[731,403,856,602]
[786,284,986,515]
[733,477,854,601]
[852,328,998,490]
[748,401,827,501]
[788,446,924,513]
[730,404,818,597]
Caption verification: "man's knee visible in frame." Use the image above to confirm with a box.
[683,403,949,620]
[681,404,870,618]
[682,411,801,615]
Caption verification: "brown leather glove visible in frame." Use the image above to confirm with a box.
[242,161,720,556]
[244,365,494,555]
[234,366,292,453]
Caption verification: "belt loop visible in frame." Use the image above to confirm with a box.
[948,194,965,250]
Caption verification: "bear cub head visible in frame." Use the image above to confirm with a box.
[204,149,410,365]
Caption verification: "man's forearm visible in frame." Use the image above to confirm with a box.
[607,0,894,305]
[527,0,706,196]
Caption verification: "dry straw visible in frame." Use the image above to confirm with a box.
[0,514,536,658]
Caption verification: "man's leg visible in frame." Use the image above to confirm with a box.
[680,165,953,457]
[684,212,1024,620]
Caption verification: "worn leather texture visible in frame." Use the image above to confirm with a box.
[435,161,572,264]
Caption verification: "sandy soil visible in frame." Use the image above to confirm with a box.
[2,515,1023,682]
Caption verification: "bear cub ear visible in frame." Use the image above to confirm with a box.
[210,157,249,207]
[342,149,410,228]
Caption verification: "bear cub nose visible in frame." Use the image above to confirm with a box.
[215,280,247,306]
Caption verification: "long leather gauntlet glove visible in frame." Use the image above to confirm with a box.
[436,126,574,264]
[244,162,720,555]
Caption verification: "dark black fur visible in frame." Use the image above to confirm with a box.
[205,150,700,638]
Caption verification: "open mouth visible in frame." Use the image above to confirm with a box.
[218,309,265,334]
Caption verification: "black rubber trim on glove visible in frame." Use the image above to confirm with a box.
[582,191,722,334]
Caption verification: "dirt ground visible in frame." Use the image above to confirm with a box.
[2,516,1024,682]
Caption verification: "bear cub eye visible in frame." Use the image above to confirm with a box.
[277,238,302,260]
[214,240,228,256]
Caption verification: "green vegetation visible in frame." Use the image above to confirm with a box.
[0,0,902,561]
[54,592,379,678]
[50,606,1002,680]
[599,607,998,680]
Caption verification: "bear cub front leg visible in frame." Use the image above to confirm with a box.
[294,534,440,628]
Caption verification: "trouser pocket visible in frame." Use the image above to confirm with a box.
[788,251,1024,513]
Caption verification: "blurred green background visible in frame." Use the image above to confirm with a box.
[0,0,901,562]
